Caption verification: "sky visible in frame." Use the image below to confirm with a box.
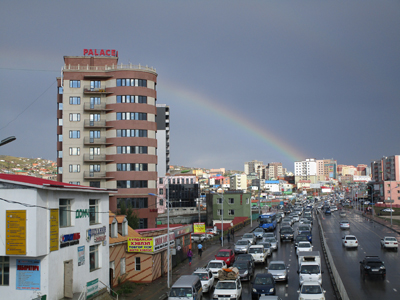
[0,1,399,172]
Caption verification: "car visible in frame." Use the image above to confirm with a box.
[297,281,326,300]
[296,241,313,256]
[258,242,272,257]
[232,260,254,281]
[302,219,313,228]
[262,232,276,239]
[251,273,276,298]
[297,225,311,235]
[206,260,227,279]
[280,226,294,242]
[191,234,207,242]
[339,220,350,229]
[294,234,310,248]
[359,256,386,280]
[242,232,256,245]
[342,235,358,248]
[298,262,323,285]
[299,218,308,225]
[234,239,251,254]
[236,254,256,270]
[266,261,288,282]
[213,277,242,300]
[192,268,214,293]
[301,230,312,243]
[263,237,278,251]
[254,228,265,239]
[325,209,331,215]
[249,245,268,264]
[281,220,292,228]
[331,206,338,211]
[380,236,398,251]
[215,249,235,267]
[381,208,395,212]
[339,211,346,217]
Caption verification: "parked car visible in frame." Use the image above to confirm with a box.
[215,249,235,267]
[359,256,386,280]
[380,236,398,251]
[206,260,227,279]
[192,268,214,293]
[191,234,207,242]
[251,273,276,298]
[232,260,254,281]
[342,235,358,249]
[297,281,326,300]
[266,261,288,282]
[234,239,251,254]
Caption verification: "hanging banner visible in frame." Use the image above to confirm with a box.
[78,246,85,266]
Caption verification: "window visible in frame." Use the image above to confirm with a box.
[58,134,63,142]
[228,209,235,216]
[58,87,63,94]
[217,198,222,204]
[116,112,147,120]
[137,79,147,87]
[0,257,9,286]
[69,130,80,139]
[69,97,81,105]
[135,257,141,271]
[90,147,101,156]
[90,245,99,272]
[117,146,147,154]
[90,181,101,188]
[120,258,126,275]
[139,218,148,229]
[90,114,101,122]
[116,95,147,104]
[59,199,71,227]
[58,167,63,174]
[58,151,63,158]
[228,198,234,204]
[191,178,194,184]
[217,209,222,216]
[89,199,99,225]
[90,164,101,172]
[69,164,80,173]
[159,199,163,206]
[159,188,163,195]
[58,119,63,126]
[69,147,80,156]
[90,130,101,139]
[116,181,148,188]
[138,96,147,103]
[90,97,101,107]
[69,80,81,88]
[159,178,163,184]
[117,78,147,87]
[69,113,81,122]
[58,103,63,110]
[116,129,147,137]
[117,163,148,171]
[69,181,80,185]
[117,198,148,209]
[90,81,101,89]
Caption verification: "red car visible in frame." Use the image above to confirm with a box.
[215,249,235,267]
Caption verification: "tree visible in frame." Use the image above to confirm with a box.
[119,201,140,229]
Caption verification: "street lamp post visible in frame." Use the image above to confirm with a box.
[0,136,16,147]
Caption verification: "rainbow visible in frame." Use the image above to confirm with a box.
[160,81,307,163]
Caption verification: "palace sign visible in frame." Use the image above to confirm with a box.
[83,49,118,57]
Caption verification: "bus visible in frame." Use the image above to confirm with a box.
[258,212,277,231]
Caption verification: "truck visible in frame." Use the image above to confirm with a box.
[213,268,242,299]
[297,251,321,269]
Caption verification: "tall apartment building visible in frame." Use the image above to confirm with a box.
[155,104,170,177]
[230,173,248,190]
[323,159,337,179]
[265,162,283,180]
[56,50,158,228]
[244,160,263,176]
[371,155,400,182]
[294,158,317,177]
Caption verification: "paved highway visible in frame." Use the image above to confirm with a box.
[319,208,400,299]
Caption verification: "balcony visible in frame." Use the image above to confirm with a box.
[83,102,111,111]
[83,154,113,163]
[83,85,112,95]
[84,120,112,129]
[83,171,113,180]
[83,137,112,145]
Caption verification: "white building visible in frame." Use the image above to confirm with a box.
[0,175,111,300]
[230,173,247,190]
[294,158,317,176]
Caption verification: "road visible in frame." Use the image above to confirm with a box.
[319,208,400,299]
[196,213,336,300]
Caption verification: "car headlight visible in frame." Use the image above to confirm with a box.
[227,258,230,261]
[269,288,274,293]
[244,271,248,275]
[365,266,371,269]
[230,294,237,298]
[204,284,209,288]
[380,266,386,269]
[252,288,257,292]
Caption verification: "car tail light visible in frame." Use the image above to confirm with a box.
[355,241,358,243]
[385,242,389,244]
[345,241,347,243]
[395,242,398,245]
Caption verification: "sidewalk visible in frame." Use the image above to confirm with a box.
[125,220,260,300]
[352,208,400,234]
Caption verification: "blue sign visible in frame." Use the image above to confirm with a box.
[16,259,41,290]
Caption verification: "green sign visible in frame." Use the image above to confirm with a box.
[76,209,90,219]
[86,278,99,299]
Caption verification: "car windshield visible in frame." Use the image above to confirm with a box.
[194,273,209,280]
[233,262,247,270]
[366,262,382,268]
[301,285,322,294]
[260,243,271,248]
[254,229,264,233]
[269,263,285,270]
[249,248,263,254]
[281,228,292,233]
[298,242,311,247]
[254,276,273,285]
[170,288,192,297]
[265,238,276,243]
[236,241,248,245]
[300,265,320,274]
[208,262,223,268]
[346,236,356,240]
[299,226,309,230]
[303,231,311,235]
[215,281,236,289]
[386,237,397,241]
[217,251,230,257]
[243,234,253,238]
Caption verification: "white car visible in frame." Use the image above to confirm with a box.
[207,260,227,279]
[249,245,267,264]
[381,208,395,212]
[342,235,358,248]
[296,241,313,256]
[339,220,350,230]
[213,277,242,300]
[298,281,326,300]
[380,236,398,251]
[193,268,214,293]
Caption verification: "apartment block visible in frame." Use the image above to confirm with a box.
[230,173,247,190]
[56,50,158,228]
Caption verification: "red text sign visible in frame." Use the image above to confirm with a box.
[83,49,118,57]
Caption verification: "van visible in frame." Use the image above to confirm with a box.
[168,275,203,300]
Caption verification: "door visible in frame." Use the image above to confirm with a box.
[64,260,73,298]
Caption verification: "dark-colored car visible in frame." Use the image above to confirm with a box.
[236,254,255,270]
[251,273,276,298]
[302,230,312,243]
[294,234,310,248]
[232,260,254,281]
[279,226,294,242]
[360,256,386,280]
[325,208,331,215]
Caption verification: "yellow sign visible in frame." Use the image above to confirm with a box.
[6,210,26,255]
[193,223,206,234]
[127,237,154,252]
[50,209,59,251]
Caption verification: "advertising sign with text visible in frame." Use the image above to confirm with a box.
[193,223,206,234]
[16,259,40,290]
[6,210,26,255]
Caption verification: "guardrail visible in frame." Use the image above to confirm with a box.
[317,210,350,300]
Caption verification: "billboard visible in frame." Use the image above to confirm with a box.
[16,259,40,290]
[310,184,321,189]
[50,209,59,252]
[6,210,26,255]
[128,233,175,253]
[193,223,205,234]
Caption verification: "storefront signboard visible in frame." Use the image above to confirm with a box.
[6,210,26,255]
[16,259,40,290]
[50,209,59,251]
[78,246,85,266]
[193,223,205,234]
[86,278,99,299]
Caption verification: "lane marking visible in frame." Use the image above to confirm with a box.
[394,288,397,292]
[285,293,288,297]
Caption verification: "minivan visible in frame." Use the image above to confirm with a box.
[168,275,203,300]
